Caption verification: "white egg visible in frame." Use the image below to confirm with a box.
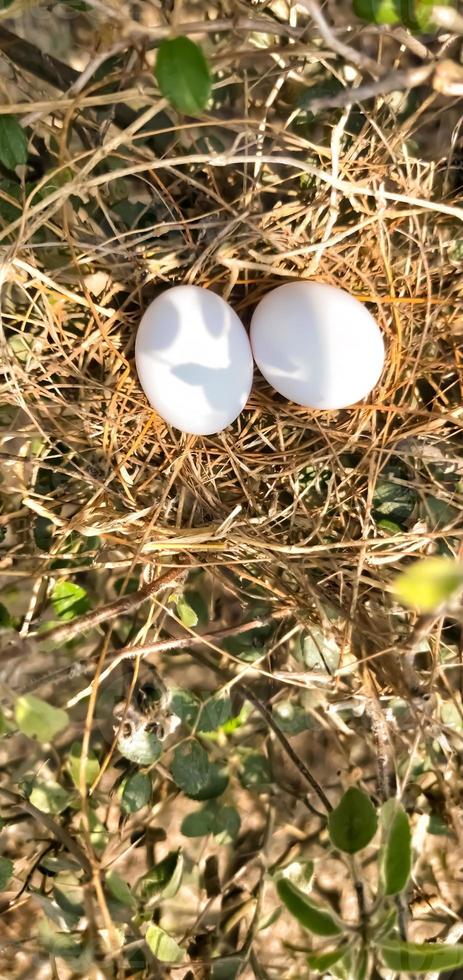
[250,281,385,410]
[135,285,253,435]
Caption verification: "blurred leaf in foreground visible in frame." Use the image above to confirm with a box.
[394,557,463,612]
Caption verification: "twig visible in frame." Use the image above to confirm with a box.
[0,26,137,130]
[67,611,289,700]
[298,63,435,113]
[183,640,332,812]
[294,0,385,77]
[0,787,92,877]
[241,683,332,812]
[35,565,186,648]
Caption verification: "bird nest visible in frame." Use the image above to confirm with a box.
[0,14,462,681]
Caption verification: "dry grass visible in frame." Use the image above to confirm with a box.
[0,0,463,976]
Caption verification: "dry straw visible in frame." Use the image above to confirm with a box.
[0,0,462,693]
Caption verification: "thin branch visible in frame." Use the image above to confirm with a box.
[189,646,332,813]
[294,0,386,77]
[40,565,187,645]
[298,63,435,113]
[0,787,92,877]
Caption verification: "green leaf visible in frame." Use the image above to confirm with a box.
[184,589,209,625]
[394,557,463,612]
[117,727,162,765]
[67,741,100,788]
[328,787,377,854]
[0,856,13,889]
[211,957,243,979]
[0,116,28,171]
[197,696,233,732]
[273,700,310,734]
[404,0,451,31]
[181,802,240,842]
[53,880,85,924]
[380,940,463,972]
[176,596,198,628]
[373,476,416,525]
[155,36,211,114]
[353,0,402,23]
[187,762,228,800]
[381,799,412,895]
[120,772,152,813]
[15,694,69,742]
[181,808,212,838]
[171,740,210,796]
[38,920,91,968]
[29,780,74,814]
[274,860,314,895]
[0,602,13,628]
[307,944,350,972]
[170,688,200,727]
[106,870,135,908]
[136,850,183,902]
[51,580,90,620]
[87,809,108,853]
[239,751,272,790]
[302,627,340,673]
[276,879,342,937]
[145,924,184,963]
[0,706,10,737]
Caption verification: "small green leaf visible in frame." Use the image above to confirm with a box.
[117,727,162,765]
[273,700,310,734]
[87,809,108,853]
[184,589,208,625]
[176,596,198,628]
[0,116,28,171]
[29,780,74,815]
[211,957,243,979]
[197,696,233,733]
[170,688,200,727]
[171,740,210,796]
[381,799,412,895]
[0,856,13,889]
[394,557,463,612]
[51,580,89,620]
[180,808,211,838]
[353,0,401,23]
[373,475,416,525]
[239,751,272,790]
[307,944,350,972]
[276,878,342,936]
[106,870,135,907]
[274,860,314,895]
[67,741,100,788]
[0,706,10,737]
[38,919,91,968]
[0,602,13,628]
[15,694,69,742]
[120,772,152,813]
[328,787,377,854]
[155,36,211,114]
[181,802,240,842]
[136,850,184,902]
[145,924,184,963]
[302,627,340,673]
[380,940,463,972]
[187,762,228,800]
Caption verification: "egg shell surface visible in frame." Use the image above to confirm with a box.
[250,281,385,410]
[135,285,253,435]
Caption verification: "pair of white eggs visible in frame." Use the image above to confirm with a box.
[135,282,385,436]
